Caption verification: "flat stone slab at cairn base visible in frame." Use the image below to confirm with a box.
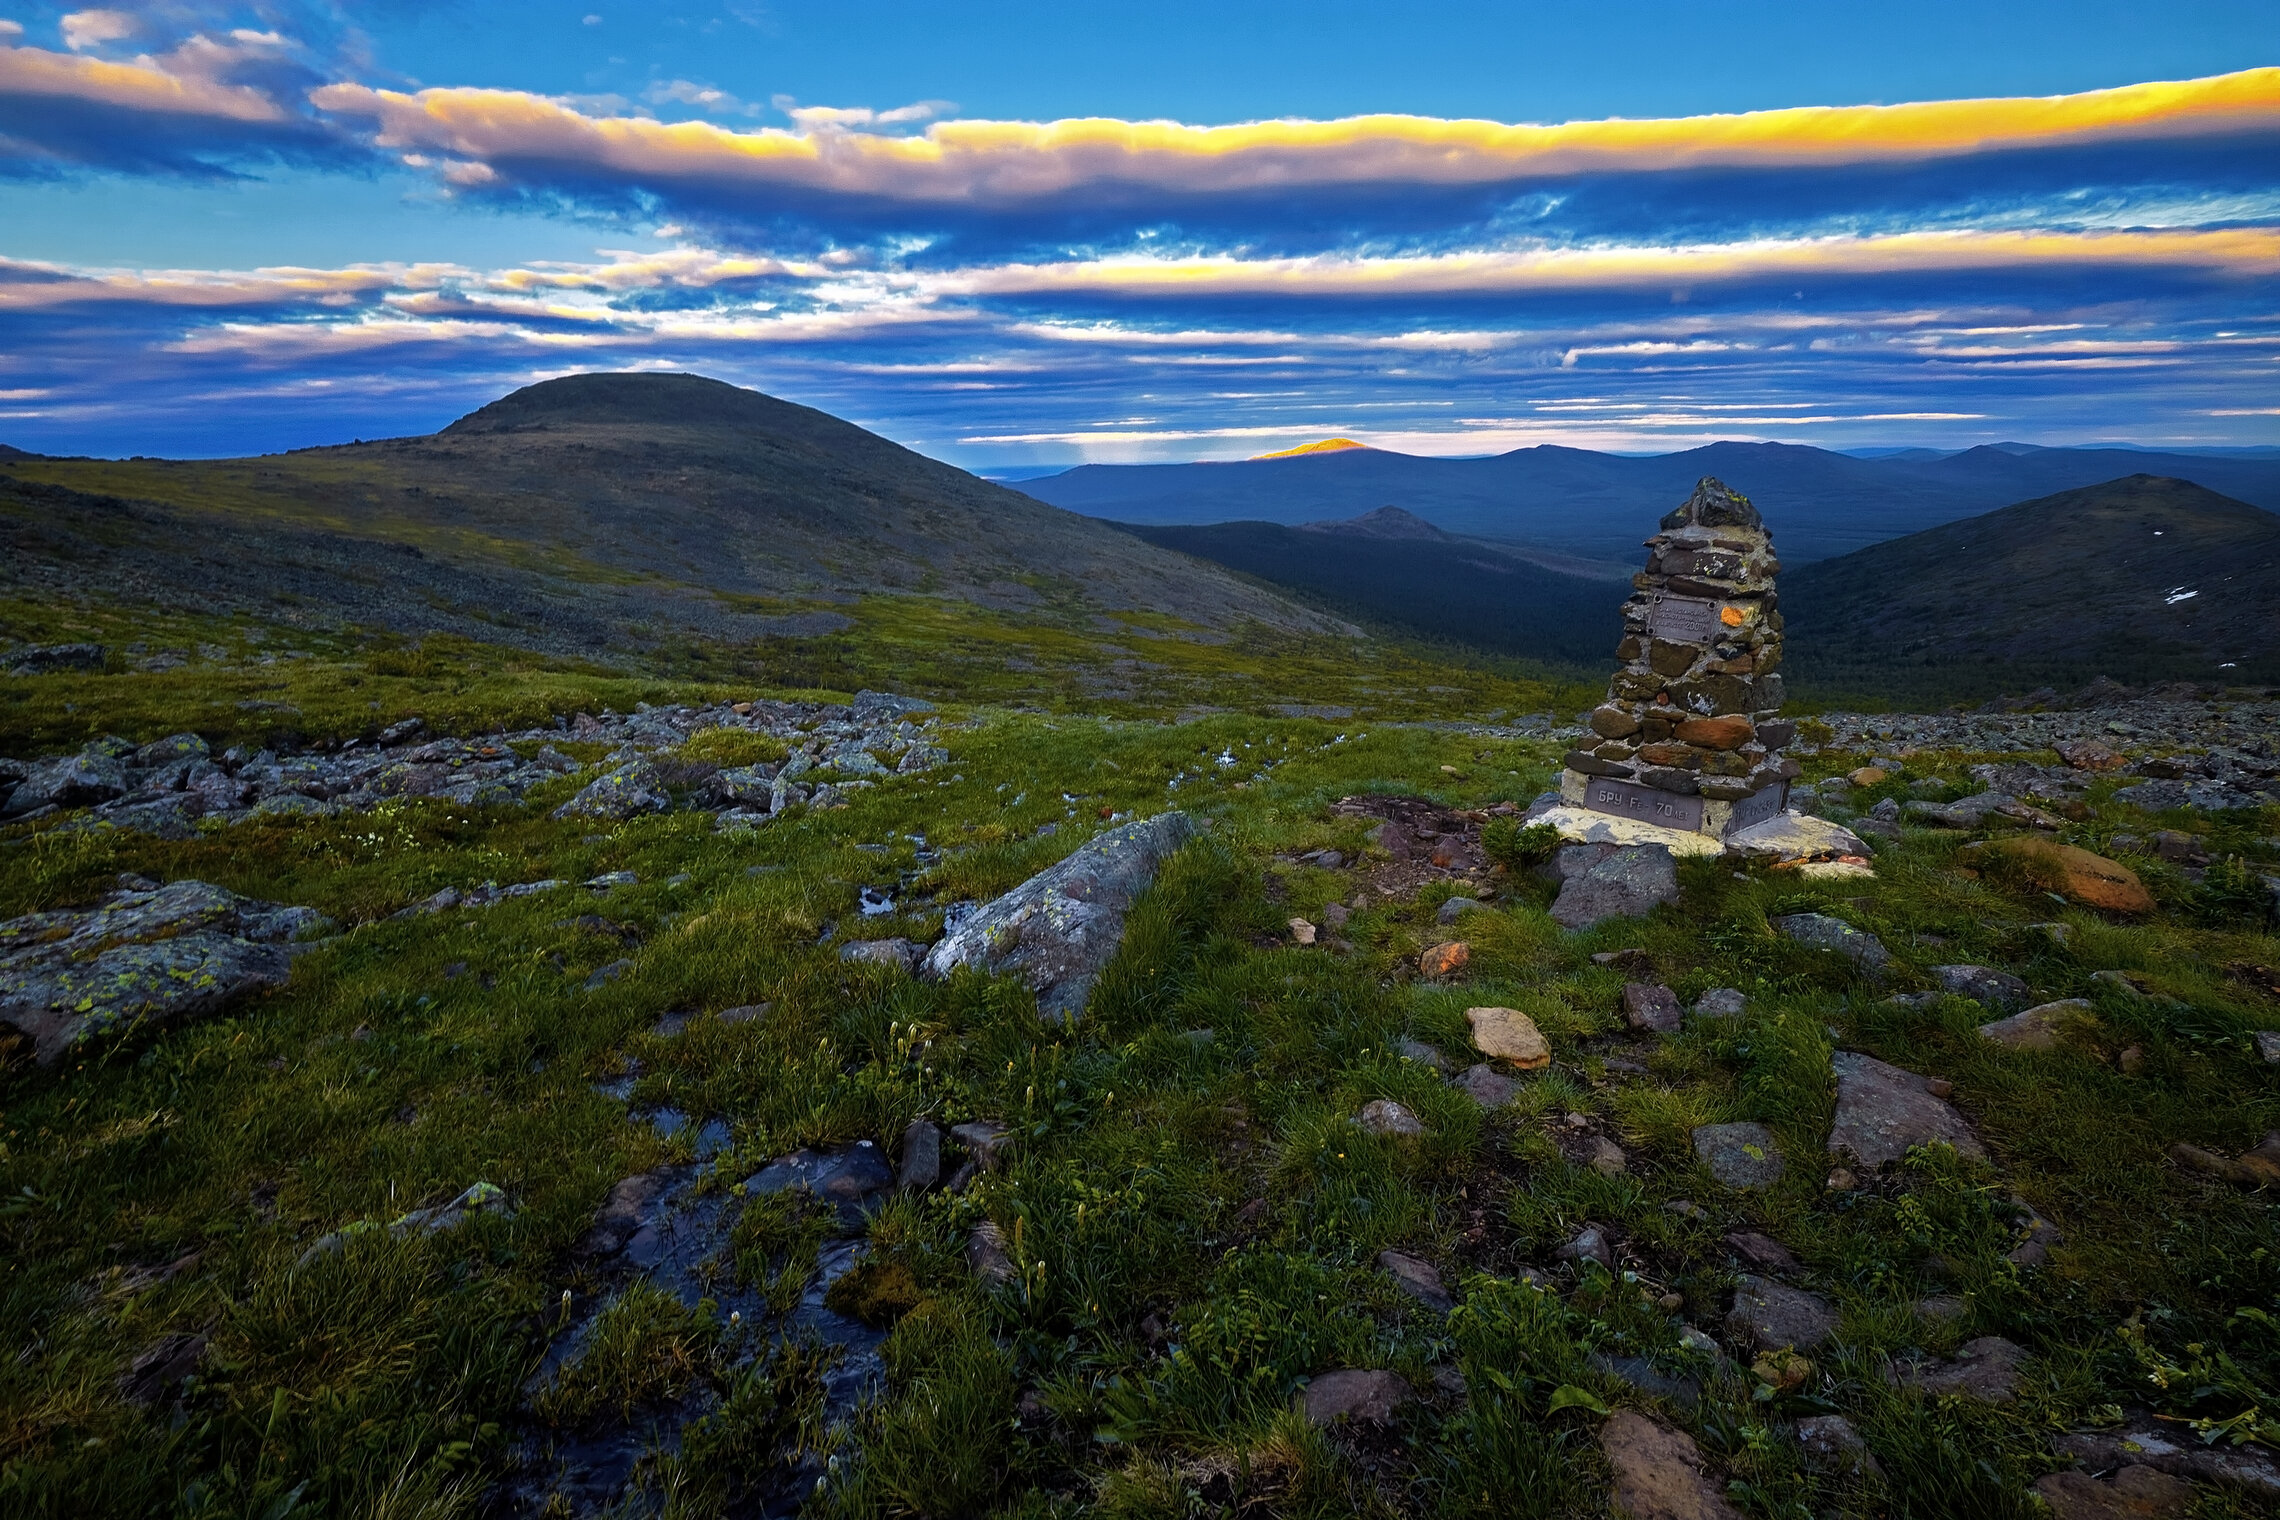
[1524,804,1724,857]
[1829,1052,1984,1168]
[1558,477,1797,842]
[1724,812,1870,864]
[923,811,1193,1018]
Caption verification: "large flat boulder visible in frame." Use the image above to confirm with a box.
[1727,1275,1838,1352]
[1772,913,1890,975]
[1549,844,1680,930]
[1959,838,2154,914]
[1,880,329,1063]
[923,811,1194,1018]
[1829,1052,1984,1169]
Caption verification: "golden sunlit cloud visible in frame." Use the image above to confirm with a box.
[309,68,2280,203]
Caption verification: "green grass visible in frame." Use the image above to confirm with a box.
[3,629,2278,1517]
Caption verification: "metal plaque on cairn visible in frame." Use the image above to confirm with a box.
[1558,476,1800,838]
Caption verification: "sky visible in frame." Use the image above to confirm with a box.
[1,2,2277,465]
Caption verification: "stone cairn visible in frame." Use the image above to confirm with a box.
[1559,477,1800,837]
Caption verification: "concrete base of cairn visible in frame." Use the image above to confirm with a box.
[1559,476,1801,841]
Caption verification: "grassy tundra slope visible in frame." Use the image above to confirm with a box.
[2,668,2277,1518]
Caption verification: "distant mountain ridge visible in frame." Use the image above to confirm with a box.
[0,372,1340,658]
[1022,440,2280,563]
[1779,474,2280,697]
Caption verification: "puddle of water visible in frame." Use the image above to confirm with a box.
[498,1145,889,1515]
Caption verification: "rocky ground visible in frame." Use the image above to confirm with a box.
[2,685,2278,1519]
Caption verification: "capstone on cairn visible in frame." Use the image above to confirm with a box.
[1560,477,1800,837]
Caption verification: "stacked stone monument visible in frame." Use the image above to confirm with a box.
[1558,477,1800,839]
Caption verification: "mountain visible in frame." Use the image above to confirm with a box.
[1297,505,1454,540]
[1115,512,1627,666]
[1779,474,2280,697]
[1022,441,2280,564]
[0,373,1336,657]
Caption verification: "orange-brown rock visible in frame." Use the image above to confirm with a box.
[1420,941,1469,978]
[1962,838,2154,914]
[1674,715,1754,750]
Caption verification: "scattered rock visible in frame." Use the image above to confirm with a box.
[1358,1099,1425,1138]
[1692,987,1747,1019]
[922,811,1194,1018]
[1555,1224,1614,1272]
[1301,1368,1411,1427]
[1794,1415,1879,1477]
[2034,1465,2193,1520]
[2006,1198,2065,1267]
[1,879,331,1064]
[116,1331,207,1407]
[1435,896,1484,926]
[553,759,672,820]
[1772,913,1891,975]
[1605,980,1684,1040]
[8,641,107,676]
[1727,1275,1838,1352]
[1377,1250,1453,1311]
[897,1120,940,1191]
[1288,917,1318,945]
[1600,1408,1748,1520]
[583,958,633,990]
[840,937,923,973]
[950,1120,1013,1172]
[1978,999,2098,1052]
[300,1181,511,1267]
[2259,1030,2280,1065]
[1589,1353,1704,1409]
[1959,838,2155,914]
[1890,1336,2027,1402]
[1465,1005,1550,1068]
[1692,1123,1784,1189]
[2056,739,2129,773]
[2056,1420,2280,1497]
[1395,1036,1450,1071]
[1453,1063,1519,1107]
[1723,1231,1800,1271]
[1829,1051,1985,1168]
[1320,902,1351,931]
[1580,1135,1629,1176]
[968,1221,1016,1287]
[1419,941,1470,978]
[1550,844,1680,930]
[1931,964,2030,1010]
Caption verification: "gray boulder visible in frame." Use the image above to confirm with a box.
[1773,913,1891,975]
[1302,1368,1411,1426]
[1549,844,1679,930]
[1727,1275,1838,1352]
[552,759,671,820]
[841,937,923,973]
[1692,1122,1785,1189]
[1890,1336,2027,1403]
[923,811,1194,1018]
[7,642,107,676]
[1,879,329,1063]
[1829,1052,1984,1168]
[1932,964,2030,1009]
[7,745,130,813]
[1452,1063,1518,1107]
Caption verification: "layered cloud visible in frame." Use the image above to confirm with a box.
[309,67,2280,206]
[1,17,2276,458]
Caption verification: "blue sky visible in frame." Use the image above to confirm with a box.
[1,1,2276,462]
